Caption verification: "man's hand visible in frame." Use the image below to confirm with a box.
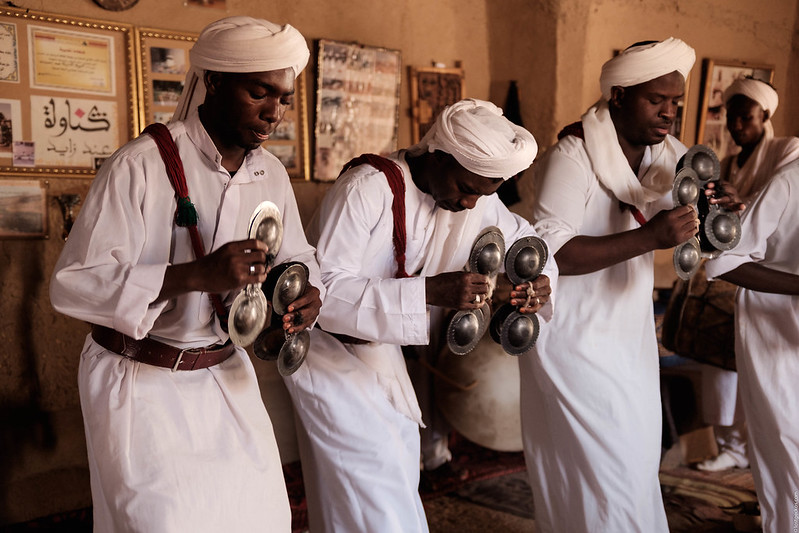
[282,284,322,334]
[158,238,269,302]
[509,275,552,314]
[642,205,700,249]
[425,271,490,310]
[705,181,746,213]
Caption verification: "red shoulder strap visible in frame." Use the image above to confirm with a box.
[340,154,410,278]
[143,123,228,318]
[558,121,585,141]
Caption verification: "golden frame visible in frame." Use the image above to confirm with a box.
[0,7,138,177]
[696,59,774,160]
[264,70,310,180]
[135,27,197,128]
[409,66,465,144]
[136,28,309,180]
[0,177,49,239]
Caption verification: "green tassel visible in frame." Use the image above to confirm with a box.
[175,196,198,227]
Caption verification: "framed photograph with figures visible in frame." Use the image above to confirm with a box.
[313,39,401,181]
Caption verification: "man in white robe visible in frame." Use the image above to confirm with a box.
[520,38,702,532]
[698,77,799,472]
[50,16,322,532]
[283,99,556,533]
[705,159,799,533]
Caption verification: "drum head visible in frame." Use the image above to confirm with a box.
[704,207,741,251]
[435,334,523,452]
[468,226,505,276]
[677,145,720,183]
[248,201,283,264]
[505,236,548,285]
[673,237,702,280]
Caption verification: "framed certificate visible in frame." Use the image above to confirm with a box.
[0,7,137,176]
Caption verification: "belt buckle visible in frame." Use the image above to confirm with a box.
[172,348,187,372]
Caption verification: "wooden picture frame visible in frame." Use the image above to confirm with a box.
[696,59,774,160]
[409,66,465,144]
[264,70,310,180]
[135,27,196,128]
[0,177,48,238]
[313,39,401,181]
[0,7,138,176]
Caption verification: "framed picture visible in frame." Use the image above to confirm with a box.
[0,178,48,238]
[264,70,310,180]
[409,66,465,144]
[313,39,402,181]
[135,28,197,127]
[696,59,774,160]
[0,7,138,176]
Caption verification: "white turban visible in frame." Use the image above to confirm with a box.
[410,98,538,179]
[723,77,779,117]
[599,37,695,100]
[172,16,309,122]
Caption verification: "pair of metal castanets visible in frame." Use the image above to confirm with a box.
[446,227,548,356]
[672,145,742,280]
[228,201,310,376]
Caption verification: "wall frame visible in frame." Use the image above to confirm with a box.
[0,177,49,238]
[264,70,310,180]
[696,59,774,160]
[409,66,465,144]
[0,7,138,176]
[135,27,197,128]
[313,39,401,181]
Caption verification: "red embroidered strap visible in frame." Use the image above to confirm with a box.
[340,154,409,278]
[619,202,648,226]
[143,123,228,318]
[558,121,649,227]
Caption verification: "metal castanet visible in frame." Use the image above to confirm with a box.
[445,227,504,356]
[229,201,283,347]
[253,260,311,376]
[671,145,742,279]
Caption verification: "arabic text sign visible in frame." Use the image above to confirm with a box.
[29,25,115,95]
[31,95,118,167]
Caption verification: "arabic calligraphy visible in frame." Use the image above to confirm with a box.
[42,98,111,136]
[32,95,118,167]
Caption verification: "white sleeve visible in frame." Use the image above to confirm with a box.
[531,141,593,254]
[313,173,429,345]
[49,152,170,338]
[706,173,791,279]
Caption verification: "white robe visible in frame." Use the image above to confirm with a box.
[702,134,799,428]
[50,110,322,532]
[521,130,682,533]
[284,150,556,533]
[706,160,799,533]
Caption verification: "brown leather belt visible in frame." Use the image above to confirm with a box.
[91,324,235,371]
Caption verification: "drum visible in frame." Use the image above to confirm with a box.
[435,334,522,452]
